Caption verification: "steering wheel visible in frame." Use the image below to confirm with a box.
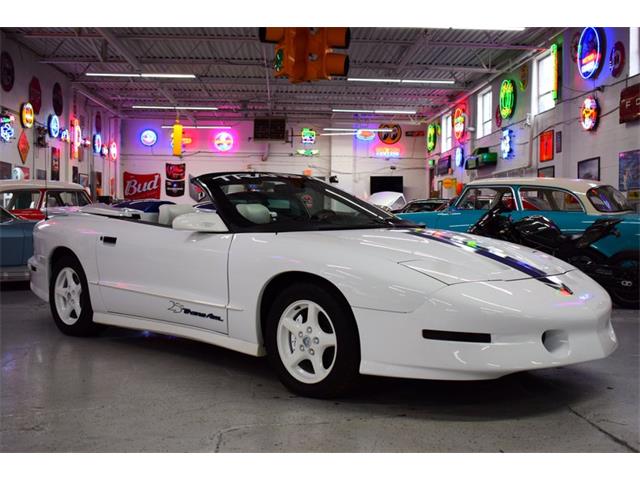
[310,209,338,222]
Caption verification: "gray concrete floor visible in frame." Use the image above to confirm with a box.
[1,283,638,452]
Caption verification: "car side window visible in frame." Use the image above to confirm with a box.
[2,190,40,210]
[519,188,584,212]
[457,187,513,210]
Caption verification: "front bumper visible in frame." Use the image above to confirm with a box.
[355,269,617,380]
[0,265,30,282]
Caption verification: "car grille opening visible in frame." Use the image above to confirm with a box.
[422,329,491,343]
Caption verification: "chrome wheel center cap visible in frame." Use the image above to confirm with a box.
[303,336,311,348]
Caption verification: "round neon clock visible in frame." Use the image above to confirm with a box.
[93,133,102,154]
[21,102,35,128]
[577,27,602,80]
[47,114,60,138]
[214,131,234,152]
[580,97,599,131]
[140,129,158,147]
[426,124,437,152]
[499,79,516,119]
[109,141,118,160]
[453,107,465,141]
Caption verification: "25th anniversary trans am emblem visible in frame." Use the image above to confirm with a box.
[167,301,222,322]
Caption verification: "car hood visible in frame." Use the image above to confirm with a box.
[303,227,573,285]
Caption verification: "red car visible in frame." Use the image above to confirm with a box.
[0,180,92,221]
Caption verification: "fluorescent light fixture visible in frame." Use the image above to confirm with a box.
[132,105,218,111]
[86,72,196,79]
[348,77,455,85]
[323,128,358,131]
[438,27,526,31]
[321,132,359,136]
[323,127,392,132]
[332,108,416,115]
[160,125,230,129]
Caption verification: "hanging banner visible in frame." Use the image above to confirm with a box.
[123,171,161,200]
[51,147,60,181]
[166,162,186,180]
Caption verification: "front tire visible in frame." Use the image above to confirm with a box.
[49,254,101,336]
[265,283,360,398]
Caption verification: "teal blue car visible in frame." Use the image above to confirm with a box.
[0,206,37,282]
[398,177,640,306]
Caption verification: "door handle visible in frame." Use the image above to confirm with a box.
[100,236,117,245]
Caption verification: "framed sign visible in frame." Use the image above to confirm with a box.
[72,166,79,184]
[539,130,554,162]
[538,166,555,178]
[1,51,15,92]
[36,169,46,180]
[619,84,639,124]
[618,149,639,192]
[29,77,42,114]
[51,147,60,181]
[0,161,12,179]
[52,82,64,116]
[577,157,600,181]
[555,131,562,153]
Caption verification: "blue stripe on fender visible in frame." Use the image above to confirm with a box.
[405,229,573,294]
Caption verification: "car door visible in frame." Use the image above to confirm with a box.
[0,209,26,267]
[95,218,233,334]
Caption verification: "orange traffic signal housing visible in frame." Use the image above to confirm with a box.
[259,27,350,83]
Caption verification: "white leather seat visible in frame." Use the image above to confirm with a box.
[236,203,271,224]
[158,204,196,226]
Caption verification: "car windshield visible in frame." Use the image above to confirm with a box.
[587,185,633,213]
[196,172,412,232]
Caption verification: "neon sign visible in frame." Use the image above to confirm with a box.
[499,79,516,119]
[355,129,376,141]
[0,123,14,143]
[551,43,560,101]
[580,97,599,130]
[501,129,515,159]
[101,145,109,157]
[296,149,320,156]
[577,27,602,79]
[109,141,118,160]
[72,119,81,160]
[140,129,158,147]
[47,114,60,138]
[453,107,465,141]
[21,102,34,128]
[375,146,401,158]
[455,147,464,168]
[214,131,234,152]
[426,123,438,152]
[301,128,316,145]
[93,133,102,154]
[60,128,70,143]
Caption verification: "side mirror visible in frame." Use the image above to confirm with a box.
[172,212,228,233]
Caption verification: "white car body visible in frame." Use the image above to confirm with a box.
[367,191,407,211]
[29,180,617,382]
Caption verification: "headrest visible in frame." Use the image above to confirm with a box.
[159,204,196,226]
[236,203,271,225]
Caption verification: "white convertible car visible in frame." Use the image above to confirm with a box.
[29,172,617,397]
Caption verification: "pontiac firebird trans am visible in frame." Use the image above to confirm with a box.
[29,172,618,397]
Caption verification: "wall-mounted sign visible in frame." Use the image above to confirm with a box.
[123,171,161,200]
[101,144,109,157]
[60,128,70,143]
[580,96,599,130]
[442,177,456,190]
[28,77,42,114]
[172,122,183,156]
[499,79,516,120]
[577,27,602,80]
[454,147,464,168]
[501,129,515,159]
[551,43,561,101]
[140,129,158,147]
[1,112,15,143]
[109,141,118,160]
[94,112,102,134]
[539,130,554,162]
[17,130,30,164]
[609,41,625,78]
[51,147,60,181]
[405,130,425,137]
[52,82,63,116]
[296,149,320,156]
[166,162,186,181]
[301,128,316,145]
[47,114,60,138]
[375,146,401,158]
[453,106,466,141]
[518,64,529,91]
[426,123,438,152]
[214,131,234,151]
[72,119,81,160]
[165,180,185,197]
[21,102,35,128]
[619,84,639,124]
[0,51,15,92]
[378,124,402,144]
[356,129,376,141]
[93,133,102,154]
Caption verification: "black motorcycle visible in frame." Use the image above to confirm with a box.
[469,201,639,309]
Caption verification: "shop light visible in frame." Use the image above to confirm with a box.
[86,73,196,79]
[132,105,218,111]
[435,27,526,31]
[332,108,417,115]
[160,125,230,129]
[322,128,393,132]
[348,78,455,85]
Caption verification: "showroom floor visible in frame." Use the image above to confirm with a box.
[1,284,638,453]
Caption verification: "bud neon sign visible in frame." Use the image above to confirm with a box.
[577,27,602,80]
[499,79,516,120]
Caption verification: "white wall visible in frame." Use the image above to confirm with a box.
[0,33,121,197]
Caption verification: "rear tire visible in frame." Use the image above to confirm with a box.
[608,251,639,310]
[265,282,360,398]
[49,254,102,336]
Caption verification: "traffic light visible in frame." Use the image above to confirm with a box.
[259,27,350,83]
[305,28,350,81]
